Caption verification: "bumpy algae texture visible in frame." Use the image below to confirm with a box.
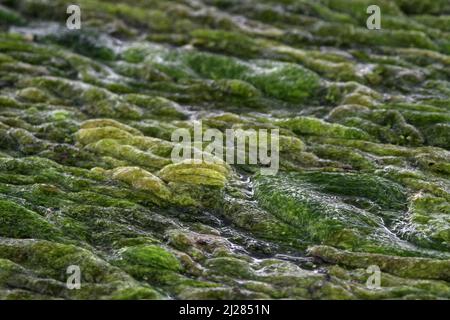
[0,0,449,299]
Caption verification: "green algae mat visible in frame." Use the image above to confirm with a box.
[0,0,450,300]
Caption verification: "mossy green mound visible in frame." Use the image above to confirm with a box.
[0,0,449,299]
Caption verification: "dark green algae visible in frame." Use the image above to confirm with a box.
[0,0,449,299]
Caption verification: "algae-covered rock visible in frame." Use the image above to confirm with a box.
[119,245,182,272]
[107,166,172,201]
[0,0,449,300]
[0,238,159,299]
[158,160,230,187]
[254,171,418,254]
[0,199,61,240]
[308,245,450,281]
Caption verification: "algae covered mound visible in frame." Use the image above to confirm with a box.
[0,0,449,299]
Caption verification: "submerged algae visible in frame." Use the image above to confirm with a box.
[0,0,449,300]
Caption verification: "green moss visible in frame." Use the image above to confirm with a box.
[277,117,372,140]
[1,0,450,300]
[253,171,428,255]
[120,245,181,272]
[215,79,261,99]
[0,239,127,285]
[314,23,438,51]
[423,124,450,149]
[43,29,116,61]
[0,5,25,25]
[158,160,229,188]
[76,127,134,146]
[190,29,264,58]
[123,95,188,120]
[0,199,61,240]
[85,139,171,170]
[310,145,374,170]
[108,166,171,201]
[183,51,321,102]
[80,119,143,136]
[246,60,321,102]
[16,87,50,103]
[308,245,450,281]
[205,257,254,279]
[393,0,448,14]
[115,244,186,284]
[321,0,402,22]
[109,286,163,300]
[403,192,450,250]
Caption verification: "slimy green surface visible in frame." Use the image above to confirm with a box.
[0,0,449,299]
